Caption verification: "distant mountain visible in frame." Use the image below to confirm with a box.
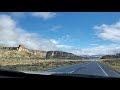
[90,55,103,58]
[80,55,103,59]
[101,53,120,59]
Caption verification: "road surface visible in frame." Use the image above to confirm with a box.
[24,61,120,78]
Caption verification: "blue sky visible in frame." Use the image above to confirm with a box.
[1,12,120,55]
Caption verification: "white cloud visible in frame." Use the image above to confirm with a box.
[50,25,62,31]
[50,39,58,44]
[0,14,60,50]
[10,12,56,20]
[0,14,73,51]
[58,35,70,41]
[11,12,25,18]
[71,44,120,55]
[56,45,72,48]
[50,39,72,48]
[94,21,120,42]
[31,12,56,20]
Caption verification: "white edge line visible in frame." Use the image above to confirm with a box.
[97,63,108,76]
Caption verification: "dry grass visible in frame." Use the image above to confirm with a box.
[0,58,91,66]
[0,58,91,71]
[99,59,120,72]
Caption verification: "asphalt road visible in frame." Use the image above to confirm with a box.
[24,61,120,78]
[46,61,120,77]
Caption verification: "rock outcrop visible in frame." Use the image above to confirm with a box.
[0,45,47,58]
[46,51,84,59]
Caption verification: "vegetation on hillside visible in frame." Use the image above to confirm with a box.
[99,59,120,72]
[0,58,89,71]
[101,53,120,59]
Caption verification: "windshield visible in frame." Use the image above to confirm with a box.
[0,12,120,78]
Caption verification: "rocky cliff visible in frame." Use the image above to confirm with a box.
[0,45,47,58]
[46,51,84,59]
[0,45,84,59]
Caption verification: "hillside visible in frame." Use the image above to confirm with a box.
[0,45,84,60]
[0,45,47,59]
[101,53,120,59]
[46,51,84,59]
